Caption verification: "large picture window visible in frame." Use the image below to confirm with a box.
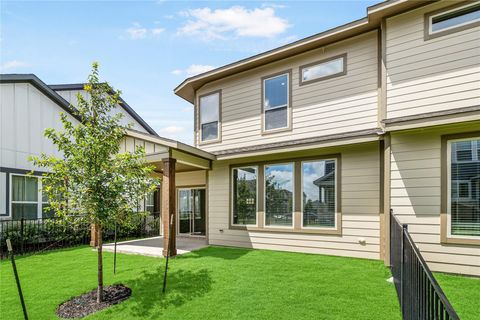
[263,72,290,132]
[232,167,257,226]
[199,91,220,142]
[265,163,294,227]
[302,159,336,228]
[448,138,480,238]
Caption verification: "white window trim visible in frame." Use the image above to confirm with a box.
[231,166,259,227]
[263,73,290,133]
[447,137,480,239]
[428,2,480,35]
[9,173,45,220]
[300,159,338,230]
[199,91,221,144]
[263,162,295,229]
[452,180,472,200]
[453,140,479,163]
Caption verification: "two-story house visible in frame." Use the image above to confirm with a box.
[1,0,478,276]
[173,0,480,276]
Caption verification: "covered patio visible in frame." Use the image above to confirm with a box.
[92,129,215,257]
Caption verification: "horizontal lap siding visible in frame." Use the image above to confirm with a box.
[207,142,381,260]
[391,124,480,276]
[385,0,480,119]
[197,31,379,153]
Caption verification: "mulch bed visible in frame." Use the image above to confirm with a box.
[56,284,131,319]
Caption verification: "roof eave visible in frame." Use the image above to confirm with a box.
[174,0,427,104]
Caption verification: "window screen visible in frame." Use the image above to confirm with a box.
[200,92,220,141]
[264,74,289,131]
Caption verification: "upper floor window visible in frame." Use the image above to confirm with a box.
[425,2,480,40]
[300,54,347,85]
[199,91,221,142]
[448,137,480,238]
[262,72,291,132]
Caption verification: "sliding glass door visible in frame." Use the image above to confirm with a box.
[178,188,206,236]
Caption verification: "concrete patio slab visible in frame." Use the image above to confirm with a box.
[103,236,207,257]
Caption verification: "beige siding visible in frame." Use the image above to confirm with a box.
[0,83,80,172]
[176,171,206,187]
[207,142,381,259]
[390,122,480,276]
[196,31,379,153]
[120,136,167,154]
[385,0,480,119]
[55,89,149,133]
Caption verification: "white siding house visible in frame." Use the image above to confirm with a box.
[0,74,157,220]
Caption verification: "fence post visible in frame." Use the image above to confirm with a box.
[400,223,408,316]
[20,218,25,254]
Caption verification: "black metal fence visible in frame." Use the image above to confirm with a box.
[390,210,459,320]
[0,214,161,259]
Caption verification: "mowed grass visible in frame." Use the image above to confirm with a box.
[435,272,480,320]
[0,246,401,320]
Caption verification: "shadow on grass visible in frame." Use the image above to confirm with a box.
[181,246,252,260]
[121,265,212,319]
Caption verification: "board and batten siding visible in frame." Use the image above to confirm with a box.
[385,0,480,119]
[390,122,480,276]
[0,83,80,172]
[207,142,382,259]
[55,89,148,133]
[196,31,379,153]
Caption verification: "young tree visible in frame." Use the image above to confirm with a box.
[30,63,158,303]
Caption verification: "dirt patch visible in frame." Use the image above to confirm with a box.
[56,284,131,318]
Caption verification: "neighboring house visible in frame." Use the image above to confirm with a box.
[0,74,159,220]
[173,0,480,276]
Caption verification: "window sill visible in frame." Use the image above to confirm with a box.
[261,126,292,136]
[441,236,480,246]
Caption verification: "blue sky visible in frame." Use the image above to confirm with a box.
[1,0,379,145]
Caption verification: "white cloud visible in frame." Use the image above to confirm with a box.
[126,23,148,39]
[125,23,165,40]
[0,60,29,71]
[181,107,192,113]
[171,64,216,77]
[177,6,290,40]
[185,64,216,76]
[159,125,185,134]
[261,3,287,9]
[152,27,165,36]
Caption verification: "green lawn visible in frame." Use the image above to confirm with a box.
[435,272,480,320]
[1,246,402,319]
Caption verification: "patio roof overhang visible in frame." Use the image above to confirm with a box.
[125,129,216,172]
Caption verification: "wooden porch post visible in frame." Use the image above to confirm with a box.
[162,157,177,257]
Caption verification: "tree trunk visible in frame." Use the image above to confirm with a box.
[97,225,104,303]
